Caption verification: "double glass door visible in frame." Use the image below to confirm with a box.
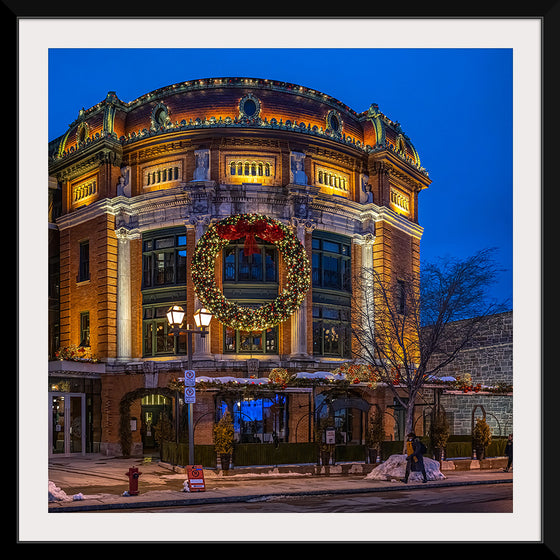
[49,393,86,456]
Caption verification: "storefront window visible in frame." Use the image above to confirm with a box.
[219,395,287,443]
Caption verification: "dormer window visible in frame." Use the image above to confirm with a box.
[151,103,170,129]
[326,110,342,135]
[239,94,261,119]
[76,122,88,145]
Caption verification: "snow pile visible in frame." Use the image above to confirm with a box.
[48,481,72,502]
[195,371,348,385]
[196,376,269,384]
[295,371,346,381]
[365,454,446,482]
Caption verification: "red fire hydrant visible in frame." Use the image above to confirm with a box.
[125,466,142,496]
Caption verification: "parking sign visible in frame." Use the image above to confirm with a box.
[184,386,196,403]
[184,370,196,386]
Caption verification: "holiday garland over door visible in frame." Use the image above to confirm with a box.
[191,214,311,331]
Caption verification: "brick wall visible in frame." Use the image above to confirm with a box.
[58,213,118,359]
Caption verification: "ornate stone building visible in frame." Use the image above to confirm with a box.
[48,77,431,458]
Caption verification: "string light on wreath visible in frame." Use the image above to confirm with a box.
[191,214,311,331]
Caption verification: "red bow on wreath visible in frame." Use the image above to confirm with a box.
[216,218,285,256]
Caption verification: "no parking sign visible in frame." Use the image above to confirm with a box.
[186,465,206,491]
[184,370,196,403]
[184,386,196,403]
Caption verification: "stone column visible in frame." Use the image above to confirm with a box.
[353,233,376,336]
[190,216,212,358]
[115,227,134,360]
[289,218,314,358]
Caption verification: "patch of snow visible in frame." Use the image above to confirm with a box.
[196,376,269,384]
[48,481,72,502]
[365,454,446,482]
[295,371,345,380]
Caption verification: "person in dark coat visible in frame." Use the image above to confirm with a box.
[404,432,428,483]
[503,433,513,472]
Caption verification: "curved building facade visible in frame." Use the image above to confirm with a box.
[48,77,431,458]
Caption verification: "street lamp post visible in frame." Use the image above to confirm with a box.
[166,305,213,466]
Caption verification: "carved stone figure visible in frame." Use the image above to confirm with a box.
[290,152,308,185]
[193,149,210,181]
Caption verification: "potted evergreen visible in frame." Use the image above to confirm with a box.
[365,409,385,464]
[430,409,450,462]
[315,417,335,466]
[213,411,234,470]
[472,417,492,460]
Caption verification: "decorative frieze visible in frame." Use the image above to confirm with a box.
[390,187,410,214]
[142,160,182,188]
[72,177,97,203]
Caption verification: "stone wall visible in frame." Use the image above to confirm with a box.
[428,311,513,436]
[439,393,513,437]
[429,311,512,386]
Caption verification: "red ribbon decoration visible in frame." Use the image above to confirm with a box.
[216,218,285,256]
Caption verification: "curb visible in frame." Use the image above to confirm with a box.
[48,476,513,513]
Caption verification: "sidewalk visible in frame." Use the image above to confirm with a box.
[47,454,513,512]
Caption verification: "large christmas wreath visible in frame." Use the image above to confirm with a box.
[191,214,311,331]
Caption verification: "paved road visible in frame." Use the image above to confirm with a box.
[115,481,512,513]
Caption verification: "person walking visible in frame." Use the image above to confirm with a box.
[404,432,428,483]
[503,433,513,472]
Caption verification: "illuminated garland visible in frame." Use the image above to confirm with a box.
[191,214,311,331]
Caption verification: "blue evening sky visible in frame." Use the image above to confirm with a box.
[48,48,513,306]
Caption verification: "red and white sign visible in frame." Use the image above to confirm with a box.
[184,386,196,403]
[184,370,196,386]
[186,465,206,492]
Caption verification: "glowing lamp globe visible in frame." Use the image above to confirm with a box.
[166,305,185,328]
[194,307,213,329]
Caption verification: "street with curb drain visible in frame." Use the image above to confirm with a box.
[47,454,513,513]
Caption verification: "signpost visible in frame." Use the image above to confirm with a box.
[184,370,196,466]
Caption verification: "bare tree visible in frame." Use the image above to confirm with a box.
[352,248,508,452]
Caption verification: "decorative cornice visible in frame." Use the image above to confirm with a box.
[50,77,429,179]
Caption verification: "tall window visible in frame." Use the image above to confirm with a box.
[312,232,352,358]
[312,237,351,291]
[222,241,279,354]
[223,242,277,283]
[224,326,278,354]
[79,311,90,347]
[143,304,187,357]
[142,230,187,288]
[78,240,89,282]
[141,228,188,357]
[312,305,351,358]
